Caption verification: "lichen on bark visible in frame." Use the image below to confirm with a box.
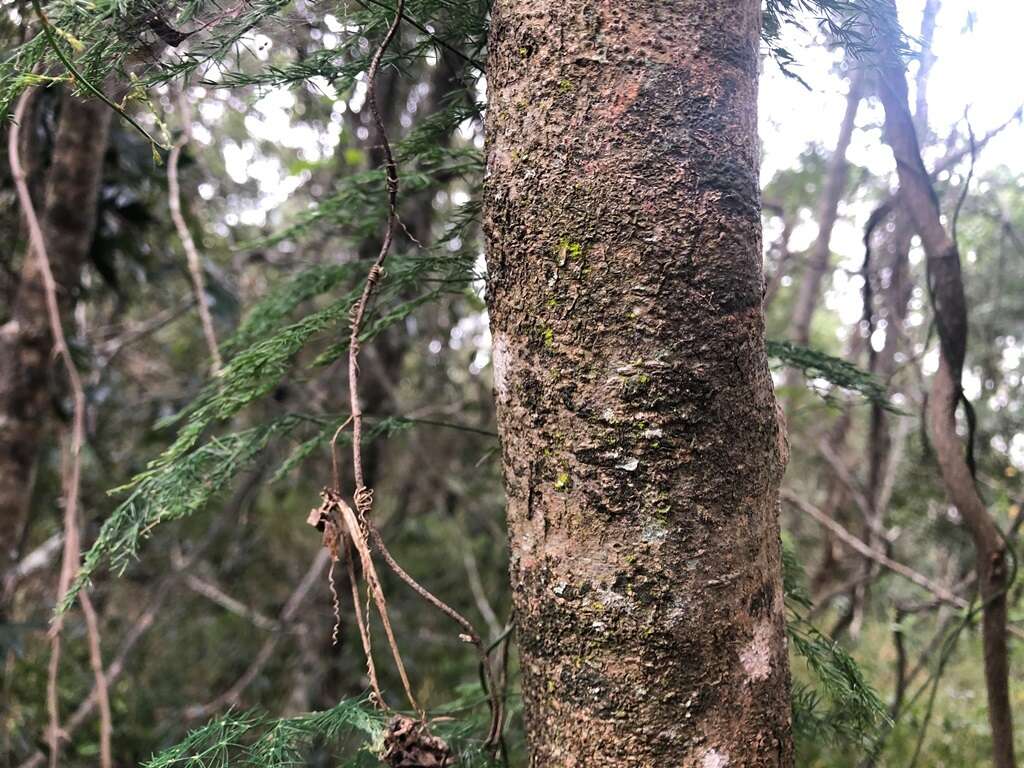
[483,1,794,765]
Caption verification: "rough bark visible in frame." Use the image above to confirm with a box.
[0,93,112,571]
[876,5,1016,765]
[788,70,863,347]
[483,2,793,765]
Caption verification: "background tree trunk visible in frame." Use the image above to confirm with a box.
[483,1,794,764]
[875,3,1016,764]
[788,70,863,347]
[0,93,112,572]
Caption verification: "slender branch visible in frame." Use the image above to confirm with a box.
[184,549,333,721]
[329,0,501,748]
[875,5,1017,762]
[950,109,976,249]
[2,533,63,595]
[8,89,111,768]
[782,490,966,609]
[338,501,420,715]
[353,0,486,72]
[15,600,158,768]
[346,0,405,498]
[463,549,503,639]
[78,594,112,768]
[168,88,222,373]
[14,473,263,768]
[96,299,196,366]
[182,572,280,632]
[346,546,382,701]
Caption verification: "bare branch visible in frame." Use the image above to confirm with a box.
[181,572,281,632]
[168,88,222,374]
[184,548,332,721]
[782,489,966,608]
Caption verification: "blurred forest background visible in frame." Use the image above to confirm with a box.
[1,0,1022,766]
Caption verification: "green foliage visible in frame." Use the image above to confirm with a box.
[143,701,384,768]
[783,542,891,751]
[246,100,482,251]
[1,0,291,114]
[143,693,512,768]
[762,0,908,84]
[271,415,414,483]
[3,0,945,764]
[767,339,900,412]
[1,0,487,117]
[64,244,472,607]
[221,263,362,358]
[167,253,465,460]
[789,627,891,748]
[64,415,309,609]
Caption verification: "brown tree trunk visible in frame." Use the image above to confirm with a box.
[483,2,793,764]
[876,4,1016,765]
[0,94,112,571]
[788,69,863,347]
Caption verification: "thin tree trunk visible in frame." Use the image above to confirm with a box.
[835,0,938,634]
[876,5,1016,765]
[484,2,793,764]
[914,0,941,139]
[0,93,112,572]
[788,70,863,347]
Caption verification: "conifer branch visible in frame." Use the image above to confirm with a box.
[29,0,165,149]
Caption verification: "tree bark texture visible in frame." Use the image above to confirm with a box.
[483,2,794,765]
[0,93,112,571]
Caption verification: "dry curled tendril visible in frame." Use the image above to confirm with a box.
[305,491,458,766]
[382,716,454,768]
[301,0,501,758]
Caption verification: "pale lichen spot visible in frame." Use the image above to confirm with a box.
[702,748,730,768]
[740,619,774,681]
[616,456,639,471]
[492,332,510,403]
[641,519,668,542]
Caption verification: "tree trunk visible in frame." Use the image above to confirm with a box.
[0,93,112,572]
[875,4,1016,765]
[788,70,863,347]
[483,2,794,764]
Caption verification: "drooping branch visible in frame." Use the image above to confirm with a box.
[184,549,334,721]
[325,0,502,749]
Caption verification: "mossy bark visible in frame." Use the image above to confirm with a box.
[483,2,794,765]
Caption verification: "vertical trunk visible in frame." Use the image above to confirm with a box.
[0,94,112,571]
[876,4,1016,765]
[788,70,863,347]
[913,0,941,139]
[483,2,794,765]
[853,0,939,639]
